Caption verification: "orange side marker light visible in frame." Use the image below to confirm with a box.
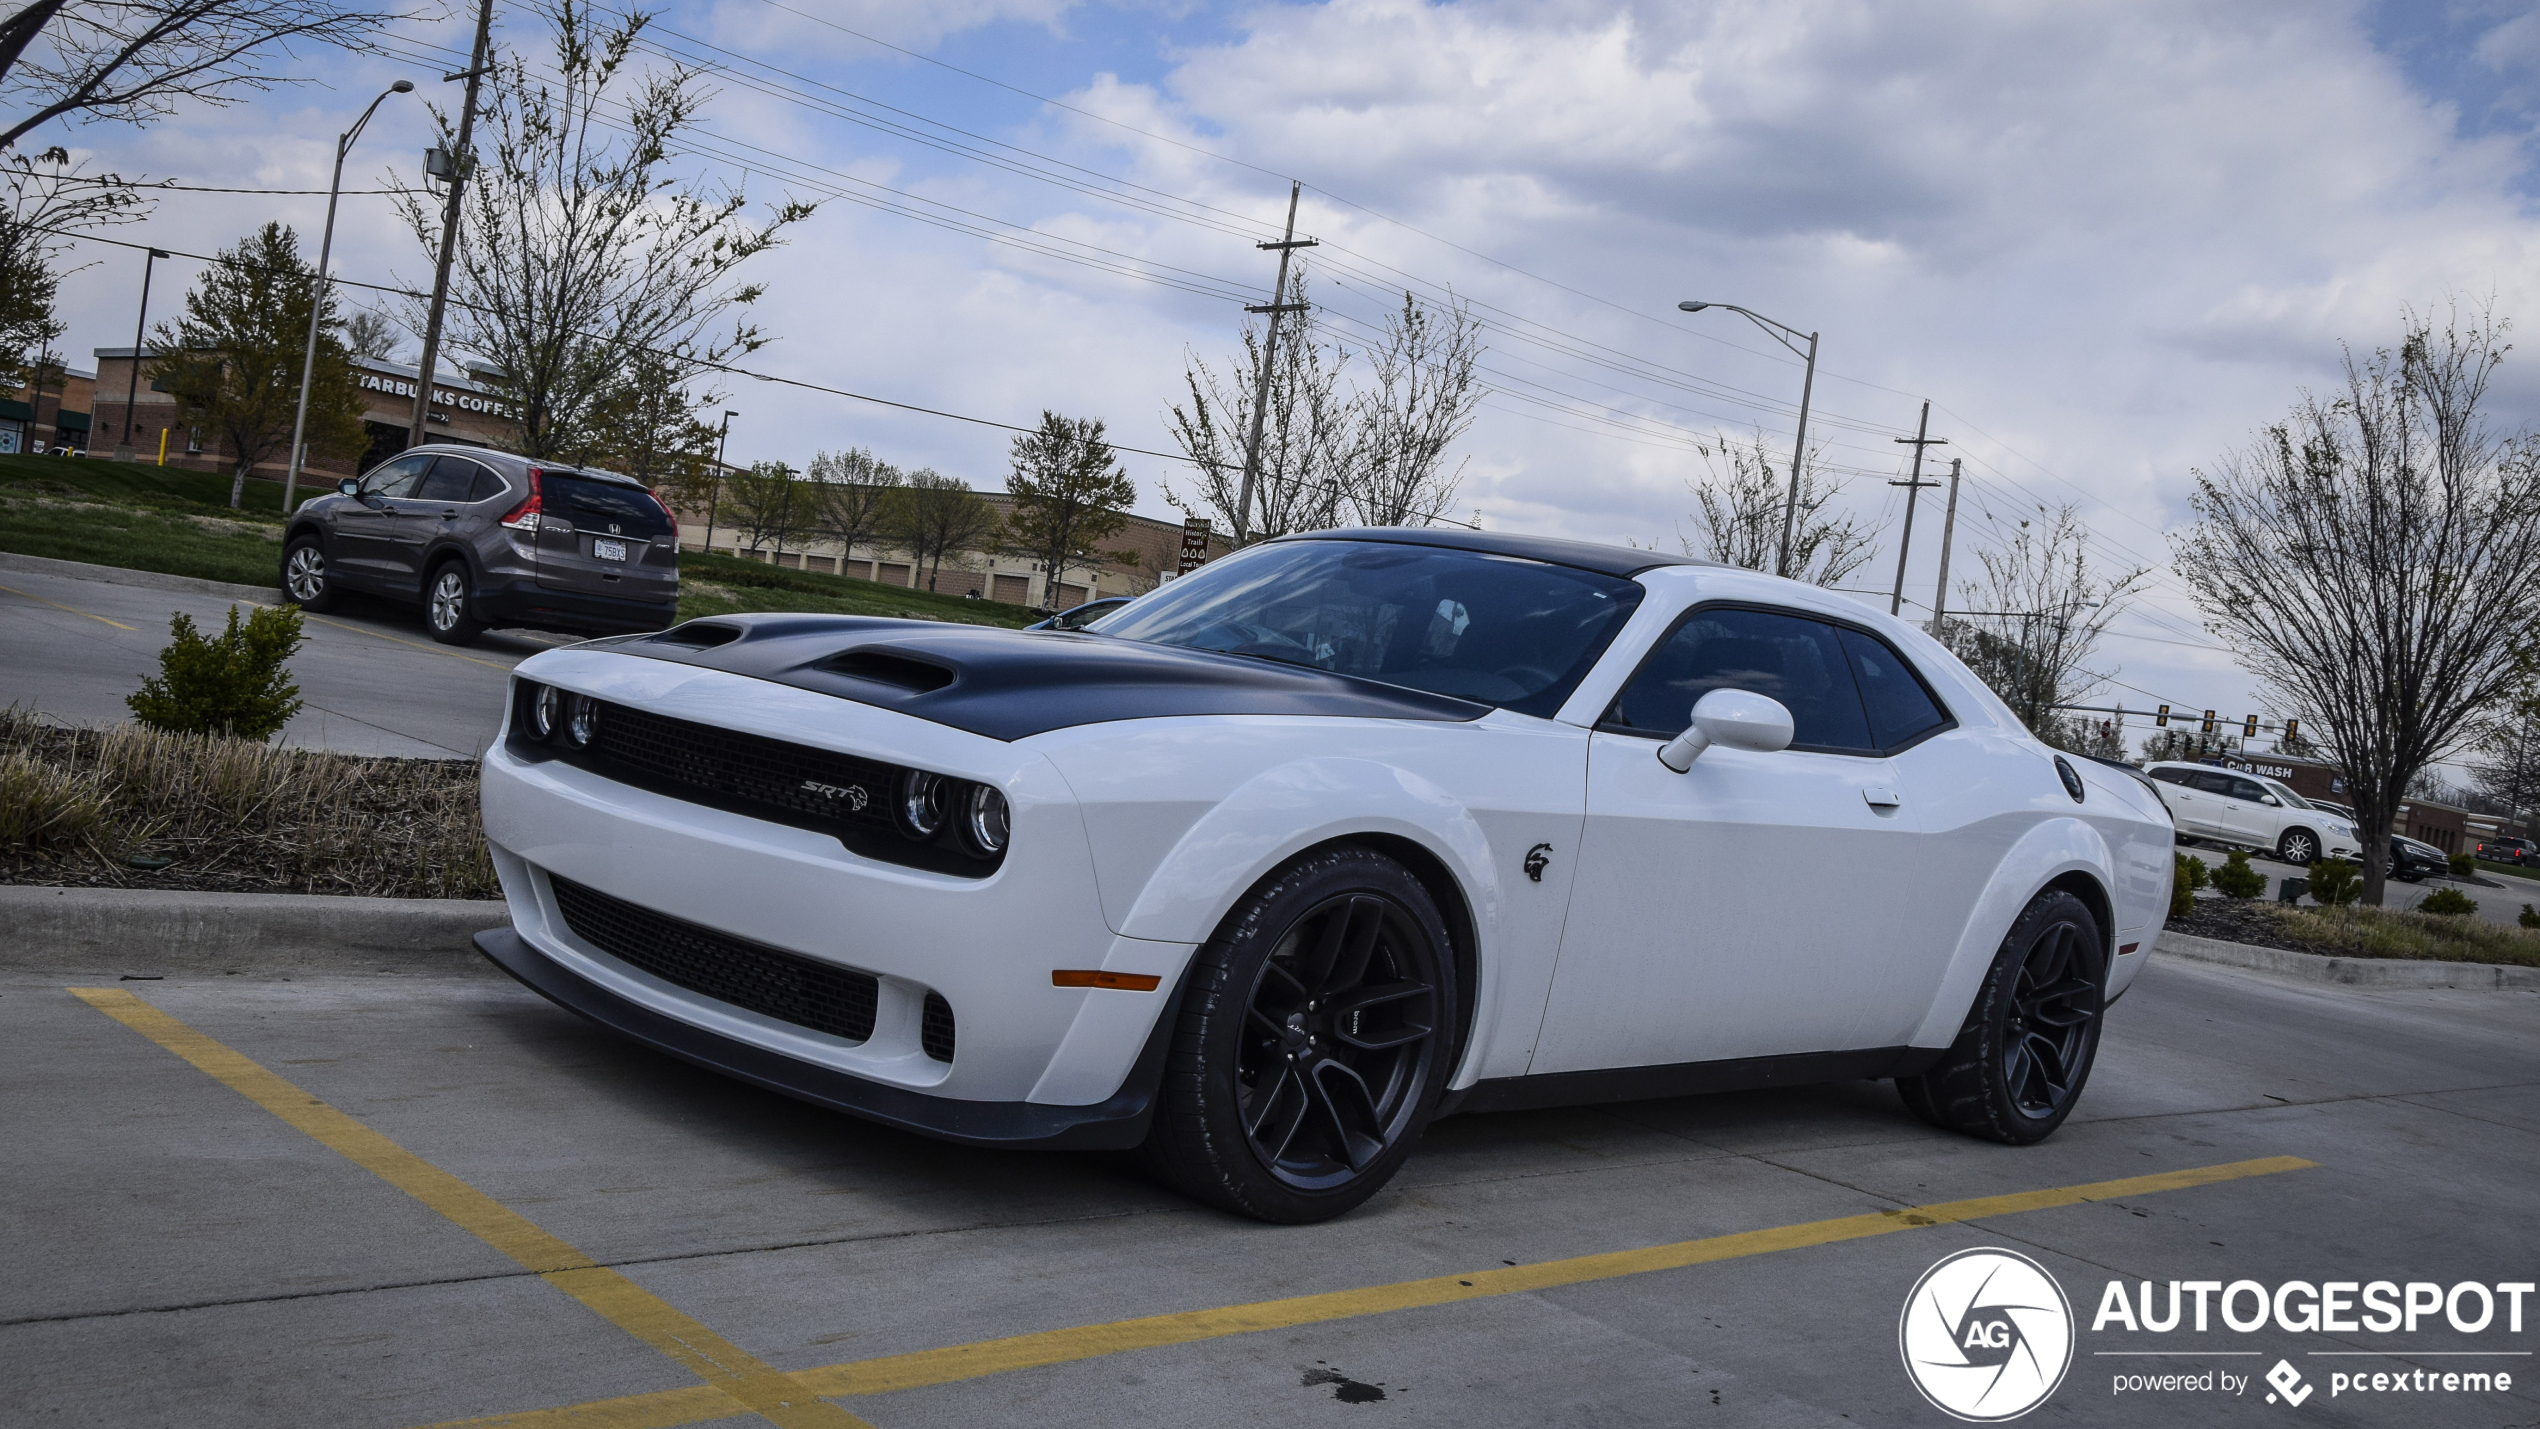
[1052,970,1162,991]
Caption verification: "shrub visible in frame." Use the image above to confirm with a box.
[2170,855,2197,919]
[126,604,305,741]
[2521,903,2540,930]
[2450,851,2477,879]
[2307,857,2361,907]
[2210,848,2268,899]
[2419,886,2478,917]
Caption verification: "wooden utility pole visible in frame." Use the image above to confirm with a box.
[408,0,496,446]
[1234,181,1314,545]
[1929,457,1962,633]
[1888,401,1946,616]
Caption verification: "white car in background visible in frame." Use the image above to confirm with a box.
[2141,761,2359,865]
[476,529,2177,1223]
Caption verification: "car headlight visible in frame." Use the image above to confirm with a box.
[565,692,599,748]
[525,683,560,741]
[965,783,1009,856]
[899,769,947,839]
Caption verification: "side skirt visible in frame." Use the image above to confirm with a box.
[1439,1046,1946,1118]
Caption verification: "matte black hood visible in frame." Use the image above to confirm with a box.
[603,614,1487,741]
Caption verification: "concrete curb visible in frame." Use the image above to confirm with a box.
[0,550,284,605]
[0,885,507,976]
[2159,931,2540,990]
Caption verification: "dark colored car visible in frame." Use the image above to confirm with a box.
[2476,835,2538,866]
[1025,595,1134,631]
[2389,835,2449,883]
[281,445,679,645]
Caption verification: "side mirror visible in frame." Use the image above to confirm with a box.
[2260,795,2280,806]
[337,478,360,497]
[1657,689,1796,772]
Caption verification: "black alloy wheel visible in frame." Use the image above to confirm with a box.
[282,537,339,612]
[1896,889,2106,1145]
[425,562,486,646]
[1142,846,1455,1223]
[2278,829,2318,866]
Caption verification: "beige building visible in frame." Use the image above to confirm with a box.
[1,362,95,454]
[91,347,520,478]
[676,489,1229,608]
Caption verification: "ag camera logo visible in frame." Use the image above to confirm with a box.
[1900,1247,2075,1421]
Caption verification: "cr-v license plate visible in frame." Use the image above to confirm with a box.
[592,539,628,562]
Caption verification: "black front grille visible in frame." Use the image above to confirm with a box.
[921,991,957,1063]
[585,700,901,835]
[549,874,878,1043]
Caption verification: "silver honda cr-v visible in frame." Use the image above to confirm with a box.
[279,444,680,645]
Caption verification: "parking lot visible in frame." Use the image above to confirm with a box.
[6,942,2534,1427]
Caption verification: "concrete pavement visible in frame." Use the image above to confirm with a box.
[4,949,2533,1426]
[0,563,572,758]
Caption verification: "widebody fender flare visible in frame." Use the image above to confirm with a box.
[1906,815,2117,1049]
[1114,756,1507,1081]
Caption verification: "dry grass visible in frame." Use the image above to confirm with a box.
[0,707,495,899]
[2259,901,2540,968]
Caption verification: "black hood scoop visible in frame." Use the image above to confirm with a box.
[616,615,1486,741]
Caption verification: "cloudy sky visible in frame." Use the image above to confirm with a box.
[27,0,2540,764]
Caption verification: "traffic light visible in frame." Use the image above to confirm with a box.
[2244,714,2259,738]
[2284,718,2299,743]
[2202,710,2217,734]
[2157,704,2171,727]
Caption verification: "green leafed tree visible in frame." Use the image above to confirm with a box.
[802,447,903,569]
[1006,411,1136,608]
[571,345,722,494]
[717,460,800,558]
[153,222,365,508]
[887,468,997,593]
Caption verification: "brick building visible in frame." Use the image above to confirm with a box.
[674,488,1228,608]
[1,363,95,454]
[90,347,518,477]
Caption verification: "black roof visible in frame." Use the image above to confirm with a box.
[1274,526,1711,578]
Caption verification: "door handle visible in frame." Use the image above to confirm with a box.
[1863,787,1902,809]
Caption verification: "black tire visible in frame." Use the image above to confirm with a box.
[1896,889,2106,1145]
[2277,828,2319,866]
[424,560,486,645]
[1140,846,1456,1224]
[281,536,340,612]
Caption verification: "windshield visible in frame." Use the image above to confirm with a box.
[2258,777,2315,811]
[1092,538,1645,717]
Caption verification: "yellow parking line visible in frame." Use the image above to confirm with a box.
[69,988,873,1429]
[429,1154,2317,1429]
[0,580,135,629]
[300,612,516,671]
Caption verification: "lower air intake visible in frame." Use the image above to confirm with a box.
[548,874,878,1043]
[920,991,956,1063]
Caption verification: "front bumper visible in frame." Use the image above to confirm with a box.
[478,927,1173,1149]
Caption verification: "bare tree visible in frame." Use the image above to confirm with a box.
[887,468,996,593]
[1347,288,1482,527]
[715,459,799,559]
[2470,688,2540,829]
[1164,261,1352,543]
[341,306,399,362]
[1937,506,2148,736]
[2141,728,2241,764]
[401,1,814,460]
[0,0,401,151]
[2173,304,2540,904]
[802,446,902,566]
[0,145,141,385]
[1685,428,1873,586]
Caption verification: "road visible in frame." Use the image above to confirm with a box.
[0,565,566,758]
[4,947,2533,1426]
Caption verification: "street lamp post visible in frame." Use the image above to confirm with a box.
[282,78,413,516]
[1677,301,1818,579]
[111,247,172,462]
[700,410,736,555]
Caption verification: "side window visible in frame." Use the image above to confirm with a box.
[466,465,509,503]
[2190,771,2237,795]
[1837,628,1950,750]
[360,453,431,499]
[2148,767,2192,786]
[2230,778,2270,803]
[1607,607,1873,752]
[415,456,480,503]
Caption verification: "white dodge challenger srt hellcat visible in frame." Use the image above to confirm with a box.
[476,528,2174,1222]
